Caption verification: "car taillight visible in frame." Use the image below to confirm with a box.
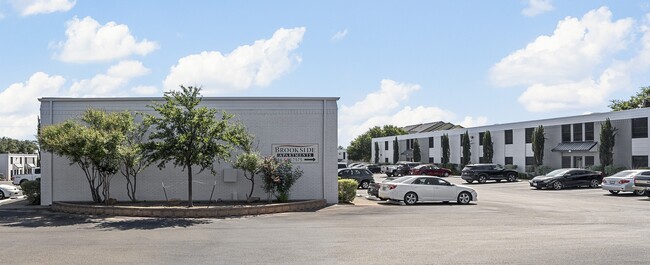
[388,184,397,190]
[620,179,630,184]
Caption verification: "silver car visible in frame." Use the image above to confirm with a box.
[602,170,650,195]
[0,184,23,199]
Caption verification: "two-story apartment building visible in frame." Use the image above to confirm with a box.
[372,108,650,171]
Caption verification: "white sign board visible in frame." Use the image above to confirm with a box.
[272,144,319,163]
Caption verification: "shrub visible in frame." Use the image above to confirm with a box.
[338,179,358,203]
[504,164,518,170]
[604,165,627,176]
[534,165,553,176]
[259,157,303,203]
[442,163,461,175]
[518,172,532,180]
[21,180,41,205]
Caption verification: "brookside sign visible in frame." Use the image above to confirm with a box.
[272,144,319,163]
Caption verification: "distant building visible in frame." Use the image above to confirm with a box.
[0,153,39,181]
[338,148,348,164]
[396,121,462,161]
[372,108,650,171]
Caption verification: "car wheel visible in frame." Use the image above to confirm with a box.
[421,172,426,175]
[466,180,474,184]
[457,192,471,205]
[589,179,599,188]
[553,181,563,190]
[360,180,370,189]
[608,190,620,195]
[633,189,646,196]
[507,173,517,182]
[0,190,4,200]
[386,173,392,177]
[478,175,487,184]
[404,192,418,205]
[443,172,449,177]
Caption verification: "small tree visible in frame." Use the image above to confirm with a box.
[462,131,471,166]
[482,131,493,163]
[413,139,421,162]
[609,86,650,111]
[532,125,545,166]
[233,128,262,202]
[393,137,399,163]
[374,142,379,164]
[441,134,450,164]
[143,86,245,207]
[599,118,617,167]
[118,116,151,202]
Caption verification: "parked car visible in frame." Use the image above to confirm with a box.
[12,168,41,185]
[460,164,518,184]
[602,170,650,195]
[337,162,347,169]
[410,164,452,177]
[633,170,650,197]
[338,168,375,189]
[529,168,602,190]
[378,176,477,205]
[365,164,381,174]
[367,176,398,198]
[385,161,421,177]
[0,184,23,200]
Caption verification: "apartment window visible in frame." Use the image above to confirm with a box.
[504,157,513,165]
[562,124,571,142]
[562,156,571,168]
[343,153,346,159]
[632,156,649,168]
[525,156,535,166]
[385,158,389,163]
[573,123,582,142]
[406,139,411,149]
[384,141,388,150]
[479,132,485,146]
[525,128,534,143]
[428,137,434,148]
[632,117,648,138]
[585,122,594,141]
[504,130,513,145]
[429,157,434,163]
[585,156,594,167]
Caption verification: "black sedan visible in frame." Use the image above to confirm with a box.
[338,168,375,189]
[529,168,602,190]
[367,176,398,198]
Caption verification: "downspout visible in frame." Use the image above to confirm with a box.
[49,100,53,206]
[322,99,326,201]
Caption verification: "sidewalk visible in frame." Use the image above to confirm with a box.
[0,197,48,210]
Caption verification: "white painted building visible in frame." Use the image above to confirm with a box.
[39,97,339,205]
[372,108,650,171]
[337,148,347,164]
[0,153,39,181]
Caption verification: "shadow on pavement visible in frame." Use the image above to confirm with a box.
[0,209,97,228]
[95,218,212,231]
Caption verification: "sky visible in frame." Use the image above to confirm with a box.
[2,0,650,147]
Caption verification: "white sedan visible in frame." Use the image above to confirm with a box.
[602,169,650,195]
[0,184,23,200]
[378,176,477,205]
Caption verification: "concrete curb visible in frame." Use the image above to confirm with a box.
[51,200,327,218]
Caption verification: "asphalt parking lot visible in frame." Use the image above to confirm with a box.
[1,174,650,265]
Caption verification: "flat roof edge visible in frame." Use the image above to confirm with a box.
[39,97,340,102]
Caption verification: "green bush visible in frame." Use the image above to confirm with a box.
[534,165,554,176]
[20,180,41,205]
[442,163,460,175]
[338,179,358,203]
[604,165,627,176]
[518,172,532,180]
[504,164,518,170]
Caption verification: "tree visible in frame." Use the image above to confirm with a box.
[609,86,650,111]
[482,131,493,163]
[441,134,450,164]
[393,137,399,163]
[39,109,131,203]
[462,131,471,166]
[117,114,151,202]
[347,125,406,162]
[413,139,421,162]
[143,86,246,207]
[599,118,617,166]
[531,125,545,166]
[0,137,38,154]
[233,128,262,202]
[374,142,379,164]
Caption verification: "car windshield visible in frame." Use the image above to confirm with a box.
[462,166,475,171]
[545,169,572,177]
[608,170,638,178]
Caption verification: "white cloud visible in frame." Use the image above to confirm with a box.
[338,79,463,146]
[490,7,650,112]
[0,72,65,139]
[331,29,348,41]
[69,60,150,97]
[11,0,75,16]
[163,27,305,94]
[522,0,554,17]
[131,85,160,96]
[56,16,158,63]
[458,116,489,128]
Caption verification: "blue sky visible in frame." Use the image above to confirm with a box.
[2,1,650,147]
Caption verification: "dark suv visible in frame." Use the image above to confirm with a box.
[386,162,421,177]
[461,164,518,184]
[338,168,375,189]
